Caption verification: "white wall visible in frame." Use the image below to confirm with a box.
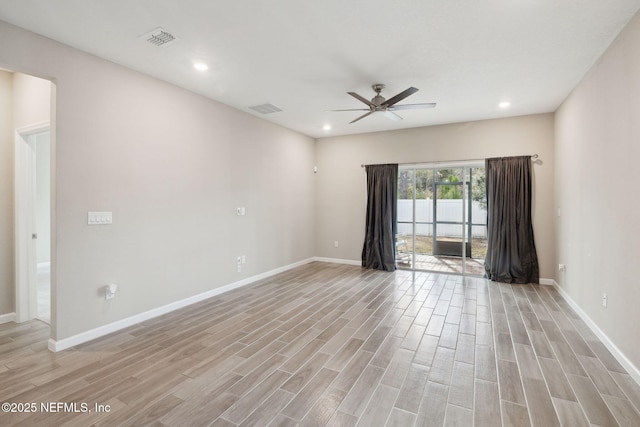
[0,21,316,341]
[555,11,640,371]
[0,70,13,315]
[315,114,556,280]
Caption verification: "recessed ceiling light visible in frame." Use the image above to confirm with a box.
[499,101,511,109]
[193,62,209,71]
[323,124,332,131]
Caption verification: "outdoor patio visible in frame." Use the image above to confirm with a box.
[396,235,487,276]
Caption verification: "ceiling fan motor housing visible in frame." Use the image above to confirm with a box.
[371,95,386,108]
[371,84,386,107]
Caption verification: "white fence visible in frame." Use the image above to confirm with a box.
[398,199,487,238]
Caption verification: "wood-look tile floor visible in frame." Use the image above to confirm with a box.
[2,262,640,426]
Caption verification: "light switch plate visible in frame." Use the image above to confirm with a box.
[88,211,113,225]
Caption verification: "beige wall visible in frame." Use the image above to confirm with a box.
[12,72,51,129]
[0,21,316,340]
[555,11,640,370]
[0,70,13,314]
[315,114,556,280]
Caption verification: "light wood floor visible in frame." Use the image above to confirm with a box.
[1,262,640,426]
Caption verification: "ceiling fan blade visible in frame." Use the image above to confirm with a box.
[348,92,376,108]
[350,111,375,123]
[384,111,403,121]
[328,108,371,112]
[391,102,437,110]
[382,87,419,108]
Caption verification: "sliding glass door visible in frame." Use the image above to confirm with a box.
[396,164,487,275]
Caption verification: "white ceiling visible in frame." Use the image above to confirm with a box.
[1,1,639,138]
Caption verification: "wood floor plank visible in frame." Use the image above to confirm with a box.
[395,363,430,413]
[237,389,295,427]
[538,357,576,401]
[501,400,531,427]
[474,379,501,427]
[445,404,473,426]
[475,345,498,382]
[415,381,449,426]
[338,365,385,417]
[386,407,416,427]
[448,361,474,409]
[380,348,413,389]
[577,355,627,398]
[552,398,590,427]
[521,377,561,427]
[281,352,330,394]
[603,395,640,427]
[281,367,339,421]
[0,264,638,427]
[298,387,347,427]
[497,360,526,405]
[567,373,619,426]
[611,372,640,413]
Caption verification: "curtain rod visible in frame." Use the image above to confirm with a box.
[360,154,539,168]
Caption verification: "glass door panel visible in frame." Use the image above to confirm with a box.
[396,169,414,268]
[468,166,487,275]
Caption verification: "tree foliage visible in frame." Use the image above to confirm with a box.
[398,167,486,211]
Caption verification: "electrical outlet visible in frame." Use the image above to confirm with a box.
[334,241,339,248]
[105,283,118,300]
[558,264,566,272]
[602,293,608,308]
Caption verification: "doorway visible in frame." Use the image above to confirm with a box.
[15,125,51,323]
[396,164,487,275]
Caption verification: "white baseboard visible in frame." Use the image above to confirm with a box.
[551,280,640,385]
[0,312,16,324]
[48,257,316,352]
[539,278,555,286]
[313,257,361,266]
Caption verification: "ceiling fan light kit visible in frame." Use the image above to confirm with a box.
[331,84,436,123]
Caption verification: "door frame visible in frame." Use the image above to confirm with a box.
[14,121,50,323]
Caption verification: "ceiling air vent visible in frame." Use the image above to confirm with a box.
[139,28,178,47]
[248,103,283,114]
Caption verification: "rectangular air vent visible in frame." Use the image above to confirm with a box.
[248,103,283,114]
[139,28,178,47]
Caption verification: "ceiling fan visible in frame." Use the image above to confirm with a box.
[331,84,436,123]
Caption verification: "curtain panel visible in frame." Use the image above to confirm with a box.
[362,164,398,271]
[484,156,540,284]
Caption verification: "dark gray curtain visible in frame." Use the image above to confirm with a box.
[362,164,398,271]
[484,156,539,284]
